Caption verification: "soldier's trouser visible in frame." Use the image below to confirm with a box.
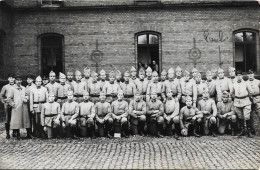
[113,117,128,134]
[129,115,146,135]
[33,112,42,137]
[164,115,180,136]
[4,105,12,136]
[234,105,251,120]
[96,118,113,137]
[147,115,164,136]
[218,115,237,135]
[203,115,217,135]
[79,117,95,137]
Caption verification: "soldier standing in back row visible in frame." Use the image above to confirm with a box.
[175,66,183,83]
[71,70,87,103]
[57,72,72,107]
[120,71,136,103]
[130,66,139,86]
[0,73,15,139]
[45,71,59,100]
[136,69,148,102]
[82,67,93,87]
[99,69,107,90]
[195,72,208,103]
[164,68,181,103]
[88,71,102,103]
[66,70,75,87]
[205,70,221,103]
[216,68,233,101]
[103,71,121,104]
[146,71,164,102]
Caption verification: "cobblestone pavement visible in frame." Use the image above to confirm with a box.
[0,124,259,169]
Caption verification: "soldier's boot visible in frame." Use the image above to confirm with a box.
[121,123,129,138]
[211,124,218,137]
[40,126,47,139]
[237,119,245,138]
[174,123,180,140]
[231,122,237,136]
[72,127,80,139]
[157,124,164,138]
[106,124,113,138]
[192,121,201,138]
[16,130,21,140]
[5,123,10,139]
[12,130,17,137]
[246,120,253,138]
[166,124,173,136]
[26,128,33,139]
[90,125,96,139]
[131,124,138,136]
[139,122,145,136]
[66,126,72,138]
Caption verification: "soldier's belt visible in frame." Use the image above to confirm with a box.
[45,114,57,117]
[182,95,193,98]
[74,94,83,98]
[235,95,248,99]
[64,113,73,116]
[124,94,134,98]
[57,96,67,100]
[197,94,203,97]
[252,94,260,97]
[172,94,177,97]
[106,94,117,97]
[90,94,100,97]
[33,101,46,104]
[79,115,89,118]
[142,92,146,95]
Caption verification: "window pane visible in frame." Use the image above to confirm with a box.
[235,32,243,42]
[138,34,147,44]
[149,34,158,44]
[245,32,255,42]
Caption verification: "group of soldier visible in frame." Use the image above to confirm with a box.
[0,65,259,140]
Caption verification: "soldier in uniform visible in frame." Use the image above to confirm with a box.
[66,70,75,86]
[115,70,123,85]
[164,89,180,139]
[99,69,108,89]
[78,90,96,138]
[217,91,237,135]
[82,67,93,86]
[26,74,36,94]
[41,93,61,139]
[211,67,218,81]
[146,89,164,137]
[247,70,260,134]
[180,70,197,109]
[216,68,233,101]
[205,70,221,103]
[61,90,79,138]
[95,91,113,138]
[88,71,102,103]
[0,73,15,139]
[164,68,181,103]
[233,71,253,138]
[57,72,72,107]
[42,76,49,88]
[128,91,147,136]
[191,68,198,83]
[136,69,148,102]
[30,76,48,138]
[197,89,218,137]
[179,96,203,137]
[228,67,237,84]
[175,66,183,83]
[130,66,139,86]
[144,66,153,84]
[120,71,136,103]
[160,69,167,83]
[8,75,31,139]
[45,71,60,100]
[71,70,87,103]
[146,71,164,102]
[111,90,129,137]
[103,71,121,104]
[195,72,208,103]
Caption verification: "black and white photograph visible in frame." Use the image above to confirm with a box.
[0,0,259,169]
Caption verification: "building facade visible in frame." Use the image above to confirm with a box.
[0,0,259,78]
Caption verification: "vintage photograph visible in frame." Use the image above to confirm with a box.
[0,0,259,169]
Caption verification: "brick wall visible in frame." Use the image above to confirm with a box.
[6,5,259,76]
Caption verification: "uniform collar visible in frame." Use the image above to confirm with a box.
[125,81,129,84]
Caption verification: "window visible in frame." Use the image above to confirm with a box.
[234,30,257,72]
[137,32,160,72]
[41,0,63,7]
[39,34,64,76]
[135,0,161,5]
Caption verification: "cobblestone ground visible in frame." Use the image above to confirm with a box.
[0,123,259,169]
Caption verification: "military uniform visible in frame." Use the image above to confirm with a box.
[164,68,181,102]
[120,71,136,103]
[103,71,121,103]
[146,71,164,102]
[144,66,153,85]
[45,71,59,99]
[130,66,139,86]
[195,73,208,102]
[95,93,113,138]
[197,90,218,136]
[111,91,129,137]
[82,67,93,87]
[41,98,61,138]
[57,73,72,107]
[99,69,108,90]
[135,69,148,101]
[174,66,184,84]
[0,75,15,139]
[61,92,79,138]
[216,68,233,100]
[78,95,96,138]
[88,71,102,103]
[146,91,164,137]
[30,76,48,137]
[71,70,87,103]
[205,70,221,102]
[65,70,75,87]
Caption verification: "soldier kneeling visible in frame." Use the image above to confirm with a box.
[111,90,129,138]
[41,93,62,139]
[128,91,147,136]
[217,91,237,136]
[61,90,79,138]
[78,91,96,138]
[164,89,181,140]
[95,91,113,138]
[180,96,203,137]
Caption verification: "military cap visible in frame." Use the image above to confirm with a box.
[195,72,201,78]
[152,71,158,77]
[42,75,48,80]
[130,66,136,72]
[185,96,192,101]
[59,72,66,79]
[161,69,167,76]
[15,74,22,80]
[222,91,230,97]
[67,70,74,75]
[49,71,56,76]
[75,70,82,76]
[218,68,224,73]
[139,68,145,74]
[116,70,121,76]
[124,71,130,76]
[109,71,115,77]
[206,70,212,75]
[248,70,254,75]
[168,67,174,74]
[84,67,90,72]
[91,71,98,77]
[175,66,182,72]
[100,69,106,76]
[183,70,190,76]
[36,76,42,81]
[146,66,152,73]
[228,67,236,72]
[236,70,242,75]
[192,68,198,73]
[8,73,15,78]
